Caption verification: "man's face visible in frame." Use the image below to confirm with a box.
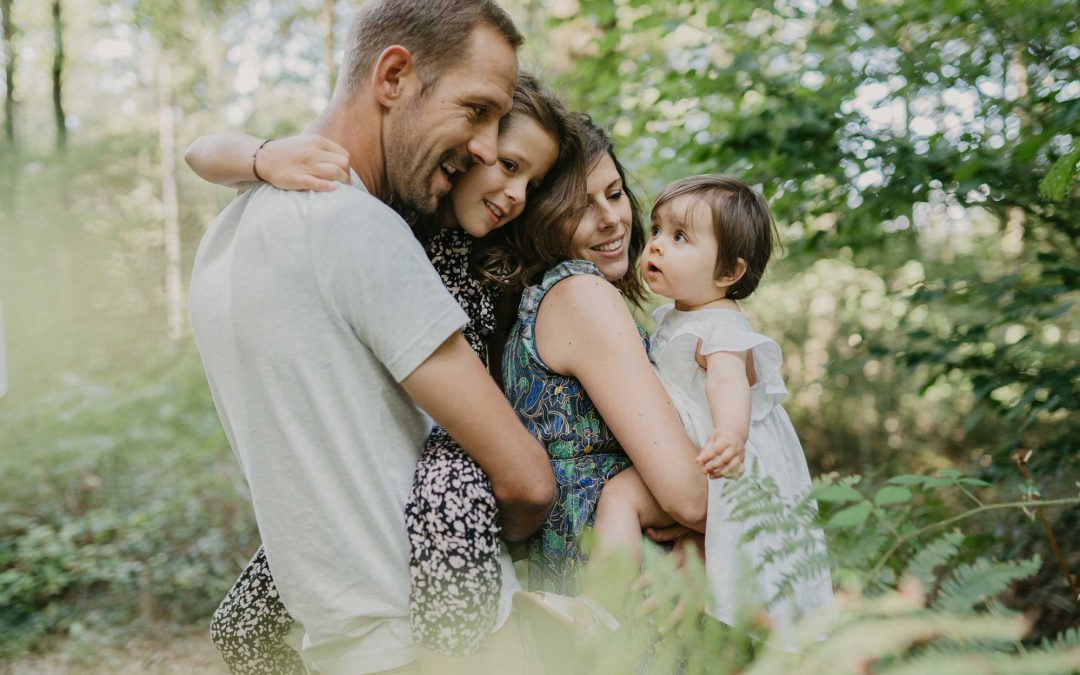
[386,24,518,216]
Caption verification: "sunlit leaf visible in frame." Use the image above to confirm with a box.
[827,501,873,529]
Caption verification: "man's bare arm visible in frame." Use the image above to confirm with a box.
[402,333,555,541]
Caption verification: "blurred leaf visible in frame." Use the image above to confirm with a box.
[828,501,873,529]
[812,485,865,503]
[874,486,914,507]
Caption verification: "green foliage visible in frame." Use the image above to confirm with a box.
[902,530,964,592]
[554,469,1080,674]
[1039,148,1080,202]
[932,556,1043,614]
[0,350,257,658]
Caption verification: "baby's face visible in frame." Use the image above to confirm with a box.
[641,195,723,308]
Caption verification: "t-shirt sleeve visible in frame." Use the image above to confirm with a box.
[310,191,469,382]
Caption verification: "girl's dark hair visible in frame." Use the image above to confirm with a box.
[472,73,587,290]
[651,174,779,300]
[515,115,648,305]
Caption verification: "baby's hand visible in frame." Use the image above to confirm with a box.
[256,135,351,191]
[697,428,745,479]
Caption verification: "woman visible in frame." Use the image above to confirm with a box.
[503,118,709,596]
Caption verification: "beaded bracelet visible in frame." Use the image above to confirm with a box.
[252,139,273,182]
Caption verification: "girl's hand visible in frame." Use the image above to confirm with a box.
[697,428,745,478]
[256,135,351,191]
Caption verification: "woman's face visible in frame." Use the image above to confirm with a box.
[567,153,633,281]
[450,116,559,238]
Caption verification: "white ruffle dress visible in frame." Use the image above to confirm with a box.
[650,304,833,637]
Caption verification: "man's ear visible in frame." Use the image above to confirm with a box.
[370,45,421,108]
[715,258,748,289]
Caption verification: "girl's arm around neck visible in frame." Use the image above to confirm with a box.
[184,132,349,191]
[536,275,708,532]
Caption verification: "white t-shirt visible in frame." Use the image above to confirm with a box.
[189,175,519,674]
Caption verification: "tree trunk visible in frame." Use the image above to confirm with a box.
[1,0,14,145]
[52,0,66,149]
[157,57,183,342]
[320,0,336,93]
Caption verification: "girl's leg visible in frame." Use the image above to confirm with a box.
[405,427,503,656]
[210,545,304,675]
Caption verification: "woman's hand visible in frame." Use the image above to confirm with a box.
[697,428,745,478]
[256,135,351,191]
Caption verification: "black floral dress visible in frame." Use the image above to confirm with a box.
[404,230,504,655]
[209,229,504,673]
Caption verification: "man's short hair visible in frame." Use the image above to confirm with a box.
[341,0,523,95]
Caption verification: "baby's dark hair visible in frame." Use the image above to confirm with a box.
[651,174,779,300]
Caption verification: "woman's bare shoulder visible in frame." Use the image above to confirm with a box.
[537,271,642,371]
[540,272,627,321]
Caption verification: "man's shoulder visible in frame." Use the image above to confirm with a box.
[311,185,418,242]
[242,182,400,228]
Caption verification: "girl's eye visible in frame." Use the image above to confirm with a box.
[674,231,687,243]
[501,159,518,173]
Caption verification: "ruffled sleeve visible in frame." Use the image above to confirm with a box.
[656,310,789,422]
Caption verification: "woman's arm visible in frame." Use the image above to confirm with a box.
[535,275,708,532]
[184,132,350,191]
[698,350,750,478]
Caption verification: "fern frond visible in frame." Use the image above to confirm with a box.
[1039,626,1080,651]
[877,646,1080,675]
[902,530,964,593]
[931,556,1042,614]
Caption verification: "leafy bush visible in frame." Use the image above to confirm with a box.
[0,350,258,657]
[553,469,1080,674]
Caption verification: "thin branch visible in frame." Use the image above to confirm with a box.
[1013,450,1079,604]
[867,497,1080,582]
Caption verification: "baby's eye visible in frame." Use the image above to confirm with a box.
[673,231,688,243]
[649,225,661,237]
[501,159,518,173]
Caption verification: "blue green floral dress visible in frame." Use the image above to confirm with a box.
[502,260,648,594]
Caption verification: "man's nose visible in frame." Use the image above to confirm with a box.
[467,122,500,167]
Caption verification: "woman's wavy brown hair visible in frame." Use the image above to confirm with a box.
[470,73,587,290]
[515,116,648,305]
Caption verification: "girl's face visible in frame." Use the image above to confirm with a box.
[567,153,633,281]
[450,116,559,238]
[641,194,724,309]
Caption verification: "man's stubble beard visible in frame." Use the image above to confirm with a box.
[385,96,441,217]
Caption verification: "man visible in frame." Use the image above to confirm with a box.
[188,2,555,673]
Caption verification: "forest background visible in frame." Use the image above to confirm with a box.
[0,0,1077,671]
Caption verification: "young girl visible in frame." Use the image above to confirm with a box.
[590,174,833,636]
[187,73,586,672]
